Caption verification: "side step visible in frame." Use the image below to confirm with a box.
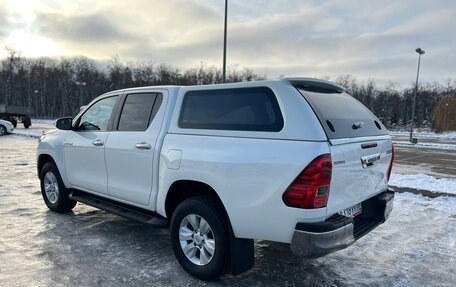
[69,190,168,228]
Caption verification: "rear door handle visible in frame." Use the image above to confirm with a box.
[92,139,104,146]
[135,142,151,150]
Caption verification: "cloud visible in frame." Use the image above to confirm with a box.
[0,3,10,37]
[0,0,455,85]
[35,12,134,43]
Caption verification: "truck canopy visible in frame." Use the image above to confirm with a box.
[294,85,388,139]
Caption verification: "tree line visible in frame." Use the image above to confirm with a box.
[0,50,265,118]
[333,75,455,131]
[1,49,454,130]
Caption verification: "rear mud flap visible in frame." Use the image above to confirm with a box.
[229,225,254,275]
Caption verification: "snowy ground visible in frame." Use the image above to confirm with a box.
[390,173,456,195]
[31,119,56,125]
[393,140,456,150]
[0,135,455,286]
[390,130,456,151]
[10,119,55,138]
[389,130,456,141]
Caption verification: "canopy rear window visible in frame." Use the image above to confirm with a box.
[296,86,388,139]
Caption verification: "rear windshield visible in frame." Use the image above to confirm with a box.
[179,87,284,132]
[296,87,388,139]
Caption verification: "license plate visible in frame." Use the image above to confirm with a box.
[338,203,362,218]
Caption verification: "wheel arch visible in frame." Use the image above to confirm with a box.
[165,180,229,221]
[37,154,56,176]
[165,179,255,275]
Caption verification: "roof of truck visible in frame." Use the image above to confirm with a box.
[104,77,345,95]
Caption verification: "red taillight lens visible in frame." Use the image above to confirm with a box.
[387,145,394,182]
[282,154,332,209]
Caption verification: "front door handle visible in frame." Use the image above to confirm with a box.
[92,139,104,146]
[135,142,151,150]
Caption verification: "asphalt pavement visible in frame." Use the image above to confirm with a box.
[394,147,456,178]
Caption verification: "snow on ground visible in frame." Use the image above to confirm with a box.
[11,128,44,138]
[0,135,455,286]
[393,140,456,150]
[11,119,55,138]
[32,119,56,125]
[389,130,456,140]
[390,173,456,195]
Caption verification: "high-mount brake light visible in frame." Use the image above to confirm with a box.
[282,154,332,209]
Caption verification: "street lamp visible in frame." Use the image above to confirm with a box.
[222,0,228,83]
[75,81,87,107]
[409,48,425,142]
[34,90,39,116]
[443,103,449,131]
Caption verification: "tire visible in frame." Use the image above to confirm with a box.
[11,119,17,128]
[40,162,77,212]
[0,125,6,136]
[23,118,31,129]
[170,196,229,280]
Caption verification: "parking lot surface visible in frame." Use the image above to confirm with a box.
[0,136,455,286]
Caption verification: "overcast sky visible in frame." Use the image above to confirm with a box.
[1,0,455,86]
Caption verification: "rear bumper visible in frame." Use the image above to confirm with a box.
[290,188,394,258]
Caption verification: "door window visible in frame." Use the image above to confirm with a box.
[117,93,159,131]
[77,96,118,131]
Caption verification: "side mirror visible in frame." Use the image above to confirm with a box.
[80,105,87,112]
[56,117,73,130]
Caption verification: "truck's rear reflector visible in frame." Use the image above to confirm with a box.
[283,154,332,209]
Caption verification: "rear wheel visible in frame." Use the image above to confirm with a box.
[23,117,31,129]
[170,196,229,280]
[40,162,76,212]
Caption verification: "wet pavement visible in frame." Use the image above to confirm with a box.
[0,135,455,286]
[394,147,456,178]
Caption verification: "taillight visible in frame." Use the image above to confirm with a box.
[282,154,332,209]
[387,144,394,182]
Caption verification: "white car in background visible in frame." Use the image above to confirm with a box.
[0,119,14,135]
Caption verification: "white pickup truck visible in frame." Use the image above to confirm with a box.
[37,78,394,280]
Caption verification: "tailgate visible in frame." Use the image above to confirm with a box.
[327,136,393,216]
[293,82,393,216]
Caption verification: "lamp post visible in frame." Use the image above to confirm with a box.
[409,48,425,142]
[222,0,228,83]
[75,81,86,107]
[34,90,39,116]
[5,79,9,106]
[443,103,449,131]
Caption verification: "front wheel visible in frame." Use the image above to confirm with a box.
[170,197,229,280]
[40,162,76,212]
[0,125,6,136]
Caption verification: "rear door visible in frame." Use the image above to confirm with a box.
[295,86,393,215]
[104,92,165,206]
